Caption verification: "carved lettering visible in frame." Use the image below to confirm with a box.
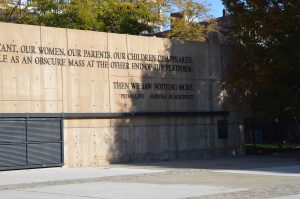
[0,54,8,63]
[38,47,65,56]
[84,50,110,59]
[20,45,35,54]
[0,44,17,52]
[0,41,196,102]
[68,59,85,67]
[113,81,129,89]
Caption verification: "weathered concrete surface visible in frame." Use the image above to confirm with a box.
[0,22,246,167]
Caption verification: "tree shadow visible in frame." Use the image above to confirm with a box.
[106,35,245,166]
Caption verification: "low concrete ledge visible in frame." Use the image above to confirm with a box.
[0,111,229,119]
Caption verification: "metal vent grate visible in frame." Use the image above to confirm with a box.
[27,120,61,142]
[28,143,62,165]
[0,144,26,167]
[0,121,26,143]
[0,118,63,170]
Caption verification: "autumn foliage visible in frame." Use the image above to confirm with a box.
[222,0,300,118]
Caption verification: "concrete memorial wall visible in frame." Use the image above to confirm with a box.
[0,22,244,167]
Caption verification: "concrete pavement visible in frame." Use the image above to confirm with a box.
[0,155,299,199]
[0,167,166,186]
[0,183,247,199]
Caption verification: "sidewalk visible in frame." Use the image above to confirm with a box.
[0,155,299,199]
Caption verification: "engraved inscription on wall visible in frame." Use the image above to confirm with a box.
[0,43,195,101]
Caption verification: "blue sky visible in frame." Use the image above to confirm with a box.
[206,0,225,17]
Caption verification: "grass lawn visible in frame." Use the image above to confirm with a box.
[246,143,300,154]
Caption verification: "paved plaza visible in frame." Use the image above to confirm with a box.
[0,155,300,199]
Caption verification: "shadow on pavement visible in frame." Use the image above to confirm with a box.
[117,155,300,173]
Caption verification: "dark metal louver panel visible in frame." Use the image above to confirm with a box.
[0,118,63,170]
[27,120,61,142]
[0,121,26,143]
[0,144,26,167]
[27,143,62,165]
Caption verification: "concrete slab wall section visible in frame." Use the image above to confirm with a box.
[0,22,245,166]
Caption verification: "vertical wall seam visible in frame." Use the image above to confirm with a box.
[39,25,43,107]
[62,28,67,112]
[107,33,112,127]
[125,34,129,109]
